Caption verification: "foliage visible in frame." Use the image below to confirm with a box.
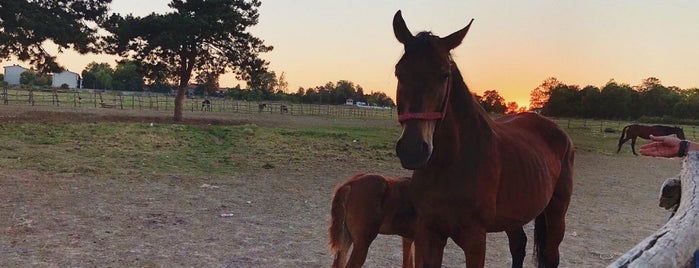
[538,77,699,120]
[529,77,562,110]
[0,0,111,73]
[112,60,144,91]
[19,69,51,87]
[81,61,145,91]
[102,0,273,121]
[81,62,113,89]
[478,90,506,114]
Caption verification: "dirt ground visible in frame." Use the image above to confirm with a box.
[0,105,685,267]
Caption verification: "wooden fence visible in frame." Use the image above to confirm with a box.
[609,152,699,268]
[0,87,395,119]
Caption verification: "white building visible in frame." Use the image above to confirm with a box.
[3,64,28,85]
[52,70,80,88]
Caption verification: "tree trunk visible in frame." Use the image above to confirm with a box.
[174,87,185,122]
[609,152,699,268]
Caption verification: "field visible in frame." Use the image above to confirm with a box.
[0,104,686,267]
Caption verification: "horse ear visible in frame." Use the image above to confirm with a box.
[393,10,414,44]
[441,18,474,50]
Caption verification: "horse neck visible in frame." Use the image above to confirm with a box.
[432,64,495,164]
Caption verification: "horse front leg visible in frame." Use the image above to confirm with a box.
[631,138,638,155]
[401,237,414,268]
[413,225,447,268]
[453,230,487,268]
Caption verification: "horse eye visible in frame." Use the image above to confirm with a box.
[442,72,450,81]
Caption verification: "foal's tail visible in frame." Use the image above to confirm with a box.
[329,183,352,267]
[617,125,631,153]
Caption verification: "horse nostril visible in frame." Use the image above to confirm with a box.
[420,141,430,155]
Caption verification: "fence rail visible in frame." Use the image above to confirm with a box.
[1,87,395,119]
[609,152,699,268]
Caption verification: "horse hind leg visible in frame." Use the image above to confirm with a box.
[617,138,631,153]
[506,227,527,268]
[331,236,352,268]
[630,138,638,155]
[534,154,574,268]
[344,235,378,268]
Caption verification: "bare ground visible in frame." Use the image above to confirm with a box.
[0,105,683,267]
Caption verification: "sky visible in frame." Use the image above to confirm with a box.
[4,0,699,107]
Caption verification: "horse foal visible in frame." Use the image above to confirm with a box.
[328,174,415,268]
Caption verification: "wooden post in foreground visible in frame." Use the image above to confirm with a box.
[609,152,699,268]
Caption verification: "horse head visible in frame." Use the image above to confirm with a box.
[676,127,686,140]
[392,10,474,169]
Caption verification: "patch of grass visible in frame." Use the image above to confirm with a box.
[0,116,653,177]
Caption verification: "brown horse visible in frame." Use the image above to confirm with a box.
[617,124,686,155]
[328,174,415,268]
[328,173,531,268]
[392,10,575,268]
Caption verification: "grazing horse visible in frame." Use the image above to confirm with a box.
[392,10,574,268]
[617,124,686,155]
[201,99,212,111]
[328,173,530,268]
[328,174,415,268]
[258,103,267,113]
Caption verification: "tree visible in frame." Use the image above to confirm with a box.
[505,102,522,114]
[579,85,601,118]
[112,60,144,91]
[103,0,273,121]
[598,80,636,119]
[529,77,562,111]
[81,62,113,89]
[19,69,51,87]
[0,0,111,73]
[543,84,581,117]
[479,90,506,114]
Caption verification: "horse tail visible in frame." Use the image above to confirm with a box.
[617,125,630,153]
[328,183,352,266]
[533,213,548,268]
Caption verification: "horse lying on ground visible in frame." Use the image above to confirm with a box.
[617,124,685,155]
[328,174,415,268]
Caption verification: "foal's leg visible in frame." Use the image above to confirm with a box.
[345,235,377,268]
[506,227,527,268]
[331,239,351,268]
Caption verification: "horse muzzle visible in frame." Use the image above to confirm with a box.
[395,121,435,169]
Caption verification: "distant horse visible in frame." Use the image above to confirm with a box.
[329,174,415,268]
[280,104,289,113]
[201,99,211,111]
[616,124,685,155]
[392,10,574,268]
[328,173,530,268]
[258,103,267,113]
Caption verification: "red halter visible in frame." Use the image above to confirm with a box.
[397,62,452,123]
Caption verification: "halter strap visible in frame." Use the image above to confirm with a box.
[397,62,453,123]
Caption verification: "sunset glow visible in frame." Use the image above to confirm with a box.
[4,0,698,109]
